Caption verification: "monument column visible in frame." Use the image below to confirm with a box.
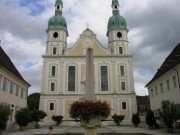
[85,48,96,100]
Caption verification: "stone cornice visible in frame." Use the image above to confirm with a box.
[42,54,133,58]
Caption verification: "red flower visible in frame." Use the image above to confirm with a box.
[69,100,111,122]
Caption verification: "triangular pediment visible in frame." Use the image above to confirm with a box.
[65,29,110,55]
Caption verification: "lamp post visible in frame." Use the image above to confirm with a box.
[173,68,180,91]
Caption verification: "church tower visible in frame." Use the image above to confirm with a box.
[46,0,68,55]
[39,0,69,121]
[107,0,129,55]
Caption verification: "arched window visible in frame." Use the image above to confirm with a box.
[52,47,57,55]
[49,103,54,111]
[51,66,56,76]
[101,66,108,91]
[68,66,75,91]
[120,66,125,76]
[122,102,127,110]
[119,47,123,54]
[121,82,126,91]
[50,82,55,91]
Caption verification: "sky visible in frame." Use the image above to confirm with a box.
[0,0,180,96]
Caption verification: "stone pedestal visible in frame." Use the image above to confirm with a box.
[19,126,26,131]
[81,117,101,135]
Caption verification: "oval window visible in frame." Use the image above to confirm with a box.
[117,32,122,38]
[53,32,58,38]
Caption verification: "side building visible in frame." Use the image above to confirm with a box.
[0,46,30,122]
[146,43,180,114]
[39,0,137,125]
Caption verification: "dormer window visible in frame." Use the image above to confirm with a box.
[57,5,60,9]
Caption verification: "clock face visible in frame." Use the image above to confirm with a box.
[117,32,122,38]
[53,32,58,38]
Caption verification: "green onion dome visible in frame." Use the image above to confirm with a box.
[48,11,67,30]
[48,0,68,34]
[108,10,127,31]
[56,0,63,5]
[112,0,119,5]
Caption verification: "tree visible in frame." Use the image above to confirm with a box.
[146,109,156,129]
[15,108,30,131]
[52,115,63,126]
[27,93,40,110]
[160,100,180,133]
[30,109,47,128]
[112,114,125,126]
[0,104,10,135]
[132,113,141,127]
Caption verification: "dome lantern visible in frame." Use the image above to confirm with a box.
[107,0,127,34]
[48,0,68,35]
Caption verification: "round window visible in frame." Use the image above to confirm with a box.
[53,32,58,38]
[117,32,122,38]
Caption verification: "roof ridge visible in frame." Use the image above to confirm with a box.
[0,46,30,86]
[145,43,180,87]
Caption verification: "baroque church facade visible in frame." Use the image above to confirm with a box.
[39,0,137,125]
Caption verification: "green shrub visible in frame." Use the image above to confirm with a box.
[0,104,10,131]
[112,114,125,126]
[160,100,180,128]
[146,109,156,128]
[132,113,141,126]
[52,115,63,126]
[15,108,30,127]
[30,109,47,128]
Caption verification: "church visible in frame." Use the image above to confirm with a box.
[39,0,137,125]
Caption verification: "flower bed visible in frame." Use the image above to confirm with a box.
[69,100,111,122]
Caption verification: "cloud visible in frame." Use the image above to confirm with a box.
[21,62,43,94]
[0,32,45,95]
[124,0,180,95]
[0,0,180,96]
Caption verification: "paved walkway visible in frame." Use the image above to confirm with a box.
[3,125,180,135]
